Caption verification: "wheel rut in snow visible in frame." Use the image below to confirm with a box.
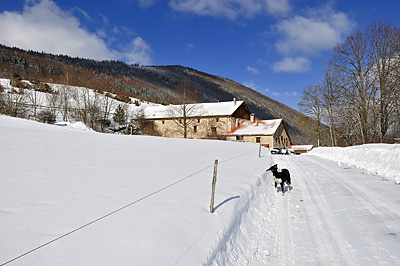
[272,154,400,266]
[267,192,295,266]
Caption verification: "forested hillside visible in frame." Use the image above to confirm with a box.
[0,44,311,144]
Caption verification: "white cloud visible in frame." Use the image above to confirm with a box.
[265,88,297,98]
[246,66,259,74]
[0,0,115,60]
[270,4,355,73]
[246,82,297,99]
[121,37,153,65]
[169,0,291,20]
[265,0,291,17]
[284,91,297,96]
[0,0,153,65]
[274,5,355,56]
[272,57,311,73]
[243,80,260,90]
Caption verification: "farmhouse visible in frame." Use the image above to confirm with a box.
[143,99,251,139]
[225,119,291,149]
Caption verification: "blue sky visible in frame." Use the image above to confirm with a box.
[0,0,399,110]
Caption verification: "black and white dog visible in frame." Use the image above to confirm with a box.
[267,164,291,195]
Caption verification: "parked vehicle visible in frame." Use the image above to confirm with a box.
[270,148,282,154]
[270,148,293,155]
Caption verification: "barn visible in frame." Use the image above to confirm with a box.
[225,119,292,149]
[143,99,252,139]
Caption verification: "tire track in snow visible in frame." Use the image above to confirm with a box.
[266,193,296,266]
[290,156,355,265]
[272,155,355,266]
[304,155,400,265]
[275,154,400,266]
[307,155,400,232]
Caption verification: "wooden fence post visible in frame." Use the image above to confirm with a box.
[210,159,218,213]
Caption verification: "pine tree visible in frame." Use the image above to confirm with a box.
[124,123,142,135]
[113,104,126,125]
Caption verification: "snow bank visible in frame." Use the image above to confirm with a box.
[54,121,93,131]
[309,144,400,184]
[204,176,278,265]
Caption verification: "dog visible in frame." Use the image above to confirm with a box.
[267,164,291,195]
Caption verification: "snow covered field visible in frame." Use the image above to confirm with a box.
[0,115,273,265]
[1,115,400,265]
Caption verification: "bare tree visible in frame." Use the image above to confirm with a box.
[298,84,324,146]
[99,93,117,132]
[58,85,72,122]
[367,21,400,142]
[320,63,341,146]
[0,89,6,114]
[332,30,375,144]
[129,107,160,135]
[71,88,87,123]
[87,92,102,130]
[393,58,400,140]
[167,79,202,138]
[46,91,60,121]
[3,88,27,117]
[72,87,102,129]
[26,86,42,120]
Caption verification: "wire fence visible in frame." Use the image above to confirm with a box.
[0,150,257,266]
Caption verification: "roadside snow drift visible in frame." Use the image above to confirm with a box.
[310,144,400,184]
[0,115,274,266]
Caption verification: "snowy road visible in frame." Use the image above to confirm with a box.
[206,152,400,265]
[263,154,400,266]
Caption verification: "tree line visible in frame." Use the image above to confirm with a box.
[298,21,400,146]
[0,74,158,135]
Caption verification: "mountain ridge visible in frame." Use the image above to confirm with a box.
[0,44,310,144]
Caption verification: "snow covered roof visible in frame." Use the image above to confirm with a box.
[143,100,245,119]
[290,145,313,151]
[226,119,283,136]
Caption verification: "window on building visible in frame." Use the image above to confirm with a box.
[198,119,201,123]
[216,118,219,122]
[194,125,197,134]
[211,127,217,135]
[256,137,261,143]
[162,120,165,124]
[236,136,243,141]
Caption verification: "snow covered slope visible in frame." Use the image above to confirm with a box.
[310,144,400,184]
[0,115,273,265]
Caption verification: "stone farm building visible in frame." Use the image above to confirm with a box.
[143,100,251,139]
[225,119,292,149]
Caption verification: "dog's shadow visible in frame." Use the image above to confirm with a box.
[276,185,293,193]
